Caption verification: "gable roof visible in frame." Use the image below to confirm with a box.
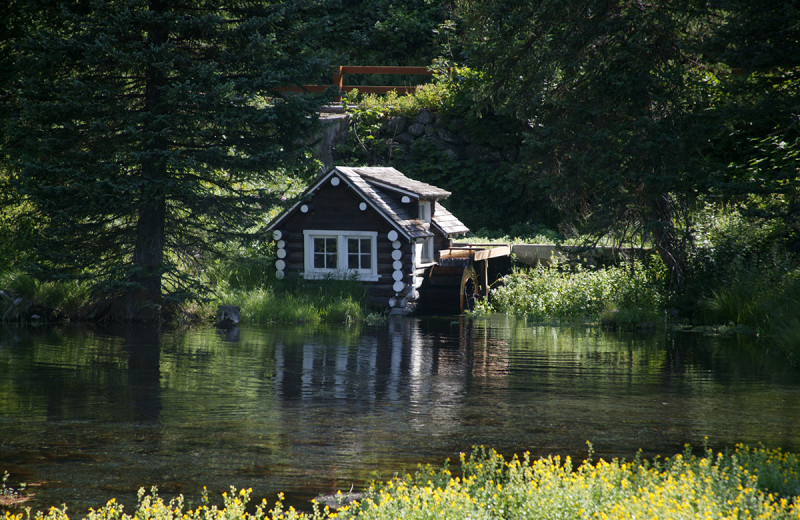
[335,167,432,239]
[267,166,468,240]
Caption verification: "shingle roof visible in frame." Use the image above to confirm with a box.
[267,166,469,240]
[349,167,451,199]
[334,167,432,240]
[433,202,470,236]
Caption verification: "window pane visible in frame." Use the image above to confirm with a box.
[347,237,371,270]
[421,237,433,262]
[347,238,360,268]
[313,237,336,269]
[359,238,371,268]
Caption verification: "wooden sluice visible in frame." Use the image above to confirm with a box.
[418,243,511,314]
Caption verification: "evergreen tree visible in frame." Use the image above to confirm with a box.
[3,0,330,320]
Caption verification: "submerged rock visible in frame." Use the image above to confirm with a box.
[216,305,240,328]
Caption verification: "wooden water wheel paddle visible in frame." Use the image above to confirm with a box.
[419,261,478,314]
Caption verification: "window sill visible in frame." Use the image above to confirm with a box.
[302,272,381,282]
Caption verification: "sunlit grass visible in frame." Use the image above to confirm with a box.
[217,278,369,326]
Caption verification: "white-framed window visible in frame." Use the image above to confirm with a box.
[303,230,379,281]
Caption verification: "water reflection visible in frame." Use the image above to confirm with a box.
[120,326,162,422]
[1,318,799,514]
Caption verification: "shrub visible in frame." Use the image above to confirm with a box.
[341,445,800,520]
[479,260,666,327]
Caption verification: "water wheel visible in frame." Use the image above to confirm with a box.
[419,261,478,315]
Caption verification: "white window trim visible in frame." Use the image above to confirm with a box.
[303,230,380,281]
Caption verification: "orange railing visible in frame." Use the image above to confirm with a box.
[283,66,434,100]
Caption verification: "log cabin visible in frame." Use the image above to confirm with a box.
[266,166,473,314]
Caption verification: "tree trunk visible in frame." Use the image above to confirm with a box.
[128,199,166,322]
[126,0,168,322]
[651,193,689,293]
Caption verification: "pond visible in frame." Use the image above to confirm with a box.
[2,316,799,513]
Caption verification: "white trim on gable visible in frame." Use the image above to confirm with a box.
[267,167,414,241]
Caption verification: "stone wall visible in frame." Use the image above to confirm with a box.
[313,106,519,172]
[376,108,518,164]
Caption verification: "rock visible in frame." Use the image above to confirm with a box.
[415,108,435,125]
[407,122,426,137]
[436,128,462,144]
[314,491,364,509]
[383,116,407,135]
[216,305,240,328]
[394,132,415,145]
[314,113,351,172]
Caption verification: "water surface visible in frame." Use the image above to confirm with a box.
[1,317,799,512]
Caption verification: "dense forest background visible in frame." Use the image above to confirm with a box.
[1,0,798,328]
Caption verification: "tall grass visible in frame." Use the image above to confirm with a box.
[217,278,370,326]
[8,444,799,520]
[0,272,90,322]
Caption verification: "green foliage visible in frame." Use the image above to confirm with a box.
[690,207,799,331]
[340,68,541,230]
[452,0,799,293]
[1,272,37,301]
[668,205,800,355]
[318,0,449,66]
[338,444,800,520]
[480,260,666,327]
[398,138,533,230]
[720,443,800,499]
[204,242,278,293]
[461,222,564,245]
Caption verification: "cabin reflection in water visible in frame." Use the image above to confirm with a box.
[272,318,510,407]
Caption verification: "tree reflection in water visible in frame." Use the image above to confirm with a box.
[1,317,799,513]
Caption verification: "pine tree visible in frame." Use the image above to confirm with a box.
[4,0,330,320]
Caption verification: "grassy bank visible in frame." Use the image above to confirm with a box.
[5,444,799,520]
[0,272,90,323]
[0,269,376,326]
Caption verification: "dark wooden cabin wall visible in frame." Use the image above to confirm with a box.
[273,179,417,309]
